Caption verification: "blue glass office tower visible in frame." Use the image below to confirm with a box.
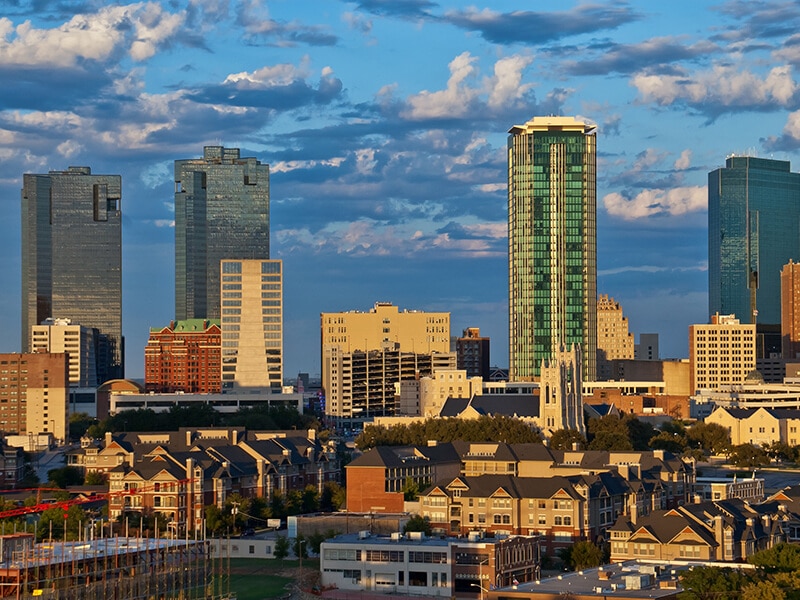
[508,116,597,381]
[174,146,270,321]
[709,157,800,327]
[21,167,123,381]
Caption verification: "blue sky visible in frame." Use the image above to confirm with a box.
[2,0,799,379]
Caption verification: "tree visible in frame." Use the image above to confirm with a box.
[403,515,432,536]
[47,466,83,488]
[549,429,587,451]
[741,581,785,600]
[649,431,687,454]
[749,543,800,573]
[686,422,731,456]
[679,566,753,600]
[273,535,290,560]
[84,471,106,485]
[766,442,798,463]
[559,541,606,570]
[728,444,770,469]
[69,413,96,441]
[320,482,346,512]
[586,414,655,451]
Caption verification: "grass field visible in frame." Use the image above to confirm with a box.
[212,558,320,600]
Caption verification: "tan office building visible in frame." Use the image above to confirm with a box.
[596,295,634,381]
[31,318,98,387]
[321,302,450,354]
[689,313,756,394]
[220,259,283,390]
[0,353,69,442]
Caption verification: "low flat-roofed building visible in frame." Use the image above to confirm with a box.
[320,531,541,597]
[693,476,764,503]
[484,561,695,600]
[107,389,302,415]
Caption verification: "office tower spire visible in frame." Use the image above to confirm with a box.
[174,146,270,321]
[508,116,597,381]
[21,167,123,380]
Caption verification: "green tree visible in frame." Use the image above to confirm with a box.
[549,429,587,451]
[47,466,83,488]
[559,541,605,570]
[749,543,800,573]
[587,414,655,451]
[69,413,96,441]
[320,482,346,512]
[649,431,687,454]
[84,472,106,485]
[273,535,290,560]
[403,515,432,536]
[728,444,770,469]
[679,566,753,600]
[686,422,731,456]
[765,442,798,463]
[742,581,785,600]
[292,535,309,558]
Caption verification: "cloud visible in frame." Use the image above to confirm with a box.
[713,0,800,42]
[236,0,338,46]
[603,186,707,220]
[343,11,373,34]
[401,52,537,120]
[632,64,797,116]
[443,4,641,45]
[560,37,718,76]
[763,109,800,149]
[348,0,437,19]
[0,3,184,67]
[674,149,692,170]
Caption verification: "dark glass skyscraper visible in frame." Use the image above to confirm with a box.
[508,116,597,381]
[21,167,123,380]
[709,157,800,327]
[174,146,270,320]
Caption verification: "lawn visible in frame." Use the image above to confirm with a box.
[211,558,320,600]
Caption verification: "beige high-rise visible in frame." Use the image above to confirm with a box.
[689,313,756,394]
[321,302,450,353]
[31,318,98,387]
[220,259,283,390]
[596,295,634,381]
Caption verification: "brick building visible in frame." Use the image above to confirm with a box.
[145,319,221,393]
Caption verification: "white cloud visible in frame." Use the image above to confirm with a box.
[403,52,479,119]
[56,140,83,158]
[673,149,692,170]
[485,55,533,108]
[603,186,706,220]
[0,3,185,67]
[223,62,308,88]
[632,65,797,110]
[271,157,345,173]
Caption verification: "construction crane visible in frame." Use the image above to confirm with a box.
[0,479,193,519]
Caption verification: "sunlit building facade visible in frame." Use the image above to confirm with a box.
[175,146,270,321]
[21,167,123,380]
[709,156,800,327]
[220,259,283,391]
[145,319,221,394]
[596,294,634,380]
[508,116,597,381]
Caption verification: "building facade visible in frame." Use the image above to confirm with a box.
[144,319,221,394]
[0,352,69,441]
[782,260,800,359]
[31,318,98,387]
[174,146,270,321]
[508,116,597,381]
[21,167,123,380]
[456,328,490,380]
[634,333,659,360]
[709,156,800,327]
[220,259,283,390]
[323,347,456,425]
[321,303,450,354]
[689,313,756,394]
[597,295,634,381]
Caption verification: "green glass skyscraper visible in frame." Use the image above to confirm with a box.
[175,146,270,321]
[508,116,597,381]
[709,156,800,327]
[21,167,123,381]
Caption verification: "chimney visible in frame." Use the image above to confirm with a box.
[308,429,316,441]
[104,431,113,447]
[186,430,193,446]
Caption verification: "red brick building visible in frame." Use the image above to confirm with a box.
[145,320,221,393]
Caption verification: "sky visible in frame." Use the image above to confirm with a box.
[2,0,800,380]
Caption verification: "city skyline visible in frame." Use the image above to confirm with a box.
[3,1,800,378]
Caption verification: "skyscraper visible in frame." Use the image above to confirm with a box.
[709,156,800,327]
[21,167,123,380]
[508,116,597,381]
[175,146,270,321]
[220,259,283,390]
[781,260,800,359]
[596,295,634,381]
